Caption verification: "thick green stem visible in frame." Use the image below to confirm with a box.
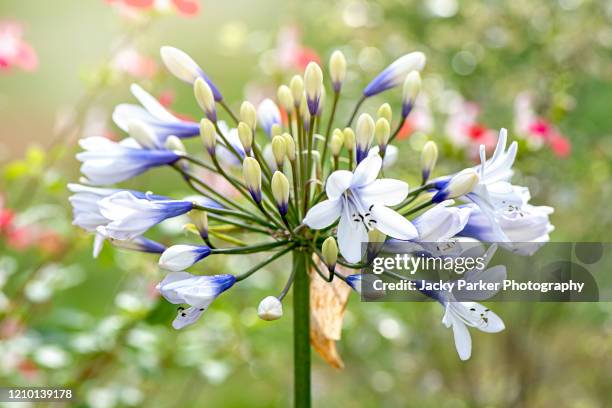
[292,250,311,408]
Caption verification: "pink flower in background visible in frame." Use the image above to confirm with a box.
[105,0,200,17]
[277,26,320,71]
[111,48,158,79]
[514,92,571,158]
[0,20,38,72]
[445,99,496,157]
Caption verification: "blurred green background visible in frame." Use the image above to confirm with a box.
[1,0,611,407]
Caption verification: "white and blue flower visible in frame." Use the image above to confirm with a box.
[97,191,219,240]
[363,52,426,97]
[257,99,281,137]
[159,244,212,272]
[157,272,236,329]
[113,84,200,142]
[76,136,181,185]
[304,155,418,263]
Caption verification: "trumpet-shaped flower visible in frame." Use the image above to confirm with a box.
[97,191,219,240]
[412,200,471,242]
[257,99,281,137]
[76,136,181,185]
[160,46,222,100]
[157,272,236,329]
[113,84,200,142]
[363,52,426,97]
[159,244,212,271]
[304,155,418,263]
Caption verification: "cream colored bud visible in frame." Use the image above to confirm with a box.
[299,94,309,122]
[321,237,338,269]
[277,85,294,111]
[189,211,208,238]
[330,129,344,157]
[436,169,479,202]
[271,171,290,215]
[257,296,283,321]
[289,75,304,107]
[304,62,323,115]
[237,122,253,154]
[194,78,216,120]
[375,118,390,148]
[402,71,421,118]
[240,101,257,130]
[343,127,356,151]
[164,135,185,153]
[377,103,393,123]
[355,113,375,150]
[329,50,347,92]
[271,136,287,167]
[282,133,296,161]
[199,118,216,153]
[317,87,326,116]
[271,123,282,137]
[242,157,262,201]
[420,141,438,181]
[128,120,157,149]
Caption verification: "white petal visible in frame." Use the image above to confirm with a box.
[451,316,472,360]
[351,154,381,187]
[337,208,368,263]
[130,84,179,123]
[480,309,505,333]
[325,170,353,199]
[358,179,408,206]
[370,205,418,240]
[159,245,202,272]
[303,199,342,229]
[92,234,105,258]
[172,306,205,329]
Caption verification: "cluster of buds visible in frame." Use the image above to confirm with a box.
[70,44,553,361]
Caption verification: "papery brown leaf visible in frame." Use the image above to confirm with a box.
[309,261,352,369]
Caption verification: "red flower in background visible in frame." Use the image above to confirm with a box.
[105,0,200,17]
[0,20,38,72]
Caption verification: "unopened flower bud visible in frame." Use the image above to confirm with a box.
[420,140,438,182]
[329,50,347,92]
[237,122,253,155]
[363,51,426,97]
[316,88,326,116]
[282,133,296,161]
[128,120,158,149]
[304,62,323,115]
[377,103,392,123]
[299,94,310,129]
[189,211,208,239]
[433,169,479,203]
[271,136,287,168]
[355,113,375,163]
[330,130,344,157]
[271,171,290,216]
[402,71,421,117]
[199,118,216,155]
[164,135,185,153]
[375,118,390,152]
[242,157,262,202]
[343,127,355,151]
[271,123,282,137]
[257,296,283,321]
[321,237,338,270]
[277,85,294,112]
[289,75,304,108]
[240,101,257,130]
[194,77,216,121]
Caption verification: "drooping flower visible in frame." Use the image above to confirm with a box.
[76,136,181,185]
[363,52,426,97]
[97,191,218,240]
[420,245,505,360]
[113,84,200,142]
[0,21,38,72]
[304,155,418,263]
[159,244,212,271]
[157,272,236,329]
[257,99,281,137]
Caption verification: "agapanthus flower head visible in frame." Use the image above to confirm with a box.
[363,51,426,97]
